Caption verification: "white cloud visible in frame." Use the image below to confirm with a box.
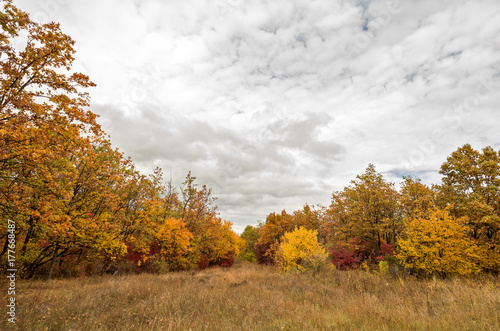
[15,0,500,232]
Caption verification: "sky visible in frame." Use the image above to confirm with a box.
[15,0,500,233]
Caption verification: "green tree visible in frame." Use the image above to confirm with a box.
[240,225,260,262]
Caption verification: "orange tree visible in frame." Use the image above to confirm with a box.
[400,176,437,217]
[0,0,101,278]
[192,217,243,268]
[0,1,263,278]
[154,218,193,271]
[322,164,400,262]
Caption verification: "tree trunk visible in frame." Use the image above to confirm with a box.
[21,216,35,256]
[46,242,60,281]
[0,234,8,259]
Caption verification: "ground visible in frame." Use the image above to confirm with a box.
[4,261,500,330]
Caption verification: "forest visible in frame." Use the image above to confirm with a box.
[1,0,499,284]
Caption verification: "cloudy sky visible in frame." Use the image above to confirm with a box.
[16,0,500,232]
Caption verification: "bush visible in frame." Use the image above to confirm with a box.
[328,244,361,270]
[302,251,335,275]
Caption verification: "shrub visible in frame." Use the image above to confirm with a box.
[378,261,389,275]
[302,251,335,275]
[328,244,360,270]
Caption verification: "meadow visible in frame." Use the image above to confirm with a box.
[5,261,500,331]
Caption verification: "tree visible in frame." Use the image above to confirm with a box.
[254,210,294,264]
[397,207,484,277]
[154,218,193,271]
[193,218,243,268]
[255,205,324,264]
[438,144,500,271]
[322,164,400,259]
[276,227,329,273]
[400,176,437,217]
[0,0,99,278]
[240,225,259,262]
[179,171,218,233]
[18,138,131,279]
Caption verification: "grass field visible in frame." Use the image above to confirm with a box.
[4,261,500,330]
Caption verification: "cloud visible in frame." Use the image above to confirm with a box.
[15,0,500,232]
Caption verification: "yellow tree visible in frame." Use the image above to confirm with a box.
[276,227,329,273]
[255,205,323,264]
[438,144,500,271]
[179,171,218,233]
[22,138,131,279]
[397,208,483,277]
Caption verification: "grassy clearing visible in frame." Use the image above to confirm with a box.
[3,261,500,330]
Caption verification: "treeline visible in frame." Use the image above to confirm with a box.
[241,145,500,277]
[0,1,242,280]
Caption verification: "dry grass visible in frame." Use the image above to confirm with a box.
[3,261,500,330]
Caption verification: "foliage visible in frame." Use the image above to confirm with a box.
[154,218,193,271]
[437,144,500,271]
[302,251,335,275]
[327,237,394,270]
[0,1,244,278]
[400,176,437,216]
[192,218,244,268]
[378,260,389,275]
[328,243,361,270]
[321,164,400,258]
[397,207,484,277]
[240,225,259,262]
[328,246,359,270]
[276,227,329,273]
[255,205,323,264]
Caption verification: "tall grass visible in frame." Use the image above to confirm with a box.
[3,261,500,330]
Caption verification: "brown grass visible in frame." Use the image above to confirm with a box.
[3,261,500,330]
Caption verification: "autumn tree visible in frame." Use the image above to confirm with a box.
[179,171,218,232]
[0,1,104,279]
[18,138,134,279]
[154,218,193,271]
[322,164,400,260]
[193,217,243,268]
[438,144,500,271]
[276,227,330,273]
[400,176,437,217]
[254,205,323,264]
[397,207,484,277]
